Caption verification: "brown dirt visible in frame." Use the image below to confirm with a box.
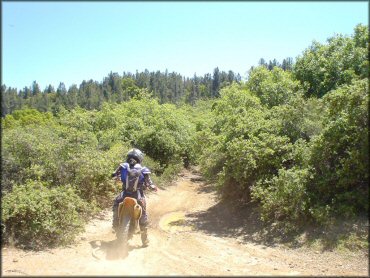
[1,168,368,276]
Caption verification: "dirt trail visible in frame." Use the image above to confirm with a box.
[1,168,368,276]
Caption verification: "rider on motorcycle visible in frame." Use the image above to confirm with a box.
[111,148,157,246]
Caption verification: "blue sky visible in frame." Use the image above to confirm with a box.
[2,1,368,91]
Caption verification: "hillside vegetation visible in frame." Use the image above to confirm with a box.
[1,24,368,250]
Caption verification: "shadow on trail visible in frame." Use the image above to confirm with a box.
[89,239,144,260]
[186,177,277,246]
[187,199,282,247]
[193,179,215,194]
[188,181,369,251]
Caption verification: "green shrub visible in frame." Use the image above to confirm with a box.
[200,84,293,201]
[109,98,196,167]
[220,132,292,201]
[157,158,183,185]
[251,167,311,226]
[247,66,302,108]
[294,24,368,98]
[199,84,265,182]
[307,79,369,221]
[1,126,64,192]
[269,95,325,143]
[2,181,91,249]
[2,108,54,129]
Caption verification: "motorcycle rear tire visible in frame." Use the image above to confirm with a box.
[117,214,131,244]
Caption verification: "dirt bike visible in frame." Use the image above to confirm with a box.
[116,196,143,245]
[91,197,142,260]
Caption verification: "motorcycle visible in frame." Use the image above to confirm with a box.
[91,198,142,260]
[116,196,143,245]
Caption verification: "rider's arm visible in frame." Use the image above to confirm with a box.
[111,163,125,178]
[144,174,157,191]
[111,167,120,178]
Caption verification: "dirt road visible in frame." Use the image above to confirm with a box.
[1,169,368,276]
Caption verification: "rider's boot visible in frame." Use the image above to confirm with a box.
[140,226,149,247]
[112,208,119,233]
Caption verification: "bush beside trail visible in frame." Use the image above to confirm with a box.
[198,25,368,240]
[2,181,91,249]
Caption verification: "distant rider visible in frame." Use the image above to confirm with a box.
[111,148,157,247]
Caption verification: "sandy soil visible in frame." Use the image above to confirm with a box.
[1,168,368,276]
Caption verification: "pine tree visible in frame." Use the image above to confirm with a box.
[212,67,220,98]
[32,81,41,96]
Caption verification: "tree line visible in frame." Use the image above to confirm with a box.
[1,68,243,116]
[1,56,300,117]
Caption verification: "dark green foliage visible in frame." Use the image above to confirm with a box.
[256,57,293,71]
[212,67,220,98]
[1,68,241,116]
